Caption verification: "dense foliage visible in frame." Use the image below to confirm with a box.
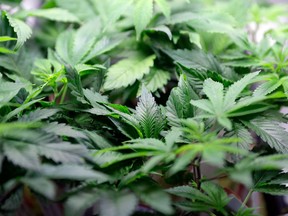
[1,0,288,215]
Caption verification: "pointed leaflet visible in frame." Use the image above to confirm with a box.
[0,75,27,109]
[224,71,259,110]
[40,165,110,182]
[242,117,288,153]
[65,65,86,103]
[21,178,56,200]
[134,88,165,138]
[26,8,80,23]
[65,190,101,216]
[99,191,138,216]
[164,49,225,73]
[166,75,197,127]
[253,78,282,97]
[134,0,154,39]
[6,13,32,50]
[141,68,170,93]
[203,79,224,115]
[72,17,102,64]
[131,182,174,215]
[155,0,171,19]
[56,30,75,65]
[55,0,96,20]
[104,54,155,90]
[93,0,133,27]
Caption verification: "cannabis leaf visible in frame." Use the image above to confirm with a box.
[166,75,197,127]
[167,182,231,214]
[190,72,262,130]
[134,88,165,138]
[104,54,156,90]
[134,0,154,39]
[5,12,32,50]
[242,116,288,153]
[24,8,80,23]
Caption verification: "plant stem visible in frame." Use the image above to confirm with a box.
[59,84,68,104]
[240,189,253,209]
[192,157,202,189]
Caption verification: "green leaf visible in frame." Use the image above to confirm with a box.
[21,177,56,200]
[94,0,133,27]
[166,75,197,127]
[65,65,86,103]
[132,182,174,215]
[0,76,27,109]
[0,36,16,42]
[3,142,41,170]
[104,54,156,90]
[253,79,282,97]
[155,0,171,19]
[203,79,224,114]
[19,109,58,122]
[99,191,138,216]
[224,72,259,110]
[55,0,96,21]
[141,67,170,93]
[145,25,172,40]
[71,18,101,64]
[134,0,154,39]
[43,122,87,139]
[26,8,80,23]
[40,165,110,182]
[164,49,225,74]
[134,88,165,138]
[2,98,43,122]
[6,13,32,50]
[65,190,100,216]
[242,116,288,153]
[0,46,15,54]
[233,123,253,150]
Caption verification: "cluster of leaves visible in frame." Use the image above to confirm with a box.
[1,0,288,215]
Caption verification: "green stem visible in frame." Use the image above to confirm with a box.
[241,189,253,209]
[59,84,68,104]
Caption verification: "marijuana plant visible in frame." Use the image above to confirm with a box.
[1,0,288,215]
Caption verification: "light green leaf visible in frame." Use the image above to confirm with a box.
[145,25,172,40]
[55,29,75,65]
[104,54,155,90]
[141,68,170,93]
[203,79,224,114]
[0,36,16,42]
[253,79,282,97]
[0,46,15,54]
[6,13,32,50]
[26,8,80,23]
[155,0,171,19]
[94,0,133,27]
[55,0,96,21]
[224,71,259,110]
[134,0,154,39]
